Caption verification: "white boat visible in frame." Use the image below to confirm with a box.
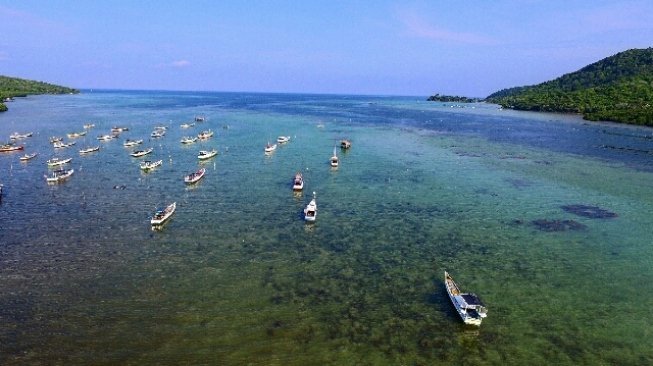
[151,202,176,226]
[264,142,277,153]
[140,159,163,171]
[444,271,488,326]
[340,139,352,149]
[195,115,205,122]
[111,126,129,133]
[83,123,95,129]
[9,132,33,140]
[277,136,290,144]
[0,144,24,152]
[47,157,72,167]
[67,131,87,138]
[97,134,115,141]
[79,146,100,154]
[53,141,76,149]
[197,149,218,160]
[46,168,74,183]
[19,152,38,161]
[330,146,339,167]
[131,148,153,157]
[197,130,213,139]
[184,167,206,184]
[181,136,198,144]
[304,192,317,222]
[49,136,64,143]
[180,123,195,129]
[151,129,166,138]
[292,172,304,191]
[123,139,143,147]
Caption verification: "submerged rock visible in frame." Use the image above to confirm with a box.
[532,219,586,232]
[561,204,617,219]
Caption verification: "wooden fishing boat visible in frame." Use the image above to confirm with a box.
[303,192,317,222]
[0,144,24,152]
[197,149,218,160]
[45,168,74,183]
[9,132,32,140]
[53,141,76,149]
[79,146,100,154]
[19,152,38,161]
[151,202,176,226]
[139,159,162,171]
[47,157,72,167]
[130,147,153,157]
[444,271,488,326]
[184,168,206,184]
[292,172,304,191]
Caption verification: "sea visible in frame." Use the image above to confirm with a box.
[0,90,652,365]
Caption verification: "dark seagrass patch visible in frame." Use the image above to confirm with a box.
[561,204,617,219]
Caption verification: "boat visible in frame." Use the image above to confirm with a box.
[140,159,163,171]
[151,202,176,226]
[53,141,76,149]
[197,130,213,139]
[0,144,24,152]
[111,126,129,133]
[49,136,64,144]
[83,123,95,129]
[97,134,115,141]
[303,192,317,222]
[197,149,218,160]
[264,142,277,153]
[123,139,143,147]
[181,136,198,144]
[79,146,100,154]
[444,271,488,326]
[9,132,33,140]
[180,123,195,129]
[20,152,38,161]
[277,136,290,144]
[195,115,205,122]
[67,131,87,138]
[292,172,304,191]
[45,168,74,183]
[184,167,206,184]
[340,139,352,149]
[151,129,166,138]
[131,147,153,157]
[330,146,339,167]
[47,157,72,167]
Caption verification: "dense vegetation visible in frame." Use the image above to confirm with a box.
[486,48,653,126]
[0,75,79,112]
[426,94,481,103]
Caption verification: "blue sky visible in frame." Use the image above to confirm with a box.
[1,1,652,96]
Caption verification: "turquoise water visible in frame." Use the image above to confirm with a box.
[1,91,652,365]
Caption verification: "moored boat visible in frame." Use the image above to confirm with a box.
[330,146,339,167]
[123,139,143,147]
[151,129,166,138]
[181,136,198,144]
[20,152,38,161]
[45,168,74,183]
[10,132,33,140]
[180,122,195,128]
[195,115,205,122]
[130,147,153,157]
[304,192,317,222]
[151,202,176,226]
[47,157,72,167]
[97,134,115,141]
[67,131,87,138]
[53,141,76,149]
[292,172,304,191]
[340,139,352,149]
[49,136,64,144]
[197,130,214,139]
[197,149,218,160]
[444,271,488,326]
[79,146,100,154]
[83,123,95,129]
[0,144,25,152]
[111,126,129,133]
[277,135,290,144]
[184,167,206,184]
[264,142,277,153]
[140,159,163,171]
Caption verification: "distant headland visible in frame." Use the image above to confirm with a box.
[429,48,653,127]
[0,75,79,112]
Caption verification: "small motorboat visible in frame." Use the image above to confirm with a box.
[131,148,153,157]
[184,168,206,184]
[97,134,115,141]
[194,115,205,122]
[0,144,24,152]
[181,136,198,144]
[79,146,100,154]
[264,142,277,153]
[151,129,166,138]
[140,159,163,171]
[53,141,76,149]
[9,132,32,140]
[304,192,317,222]
[45,168,74,183]
[151,202,176,226]
[67,131,87,138]
[444,271,488,326]
[197,130,214,140]
[197,149,218,160]
[180,123,195,129]
[47,157,72,167]
[340,139,352,149]
[277,136,290,144]
[123,139,143,147]
[83,123,95,129]
[292,172,304,191]
[111,126,129,133]
[330,146,339,167]
[19,152,38,161]
[49,136,64,144]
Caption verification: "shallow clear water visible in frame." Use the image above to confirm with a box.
[1,91,652,365]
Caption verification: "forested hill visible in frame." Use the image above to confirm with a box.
[0,75,79,112]
[486,48,653,126]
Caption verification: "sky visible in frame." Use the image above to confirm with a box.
[1,1,652,97]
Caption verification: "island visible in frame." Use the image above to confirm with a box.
[0,75,79,112]
[485,48,653,126]
[426,94,482,103]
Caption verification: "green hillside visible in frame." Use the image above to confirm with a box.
[0,75,79,112]
[486,48,653,126]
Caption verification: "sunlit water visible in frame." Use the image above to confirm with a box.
[1,91,652,365]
